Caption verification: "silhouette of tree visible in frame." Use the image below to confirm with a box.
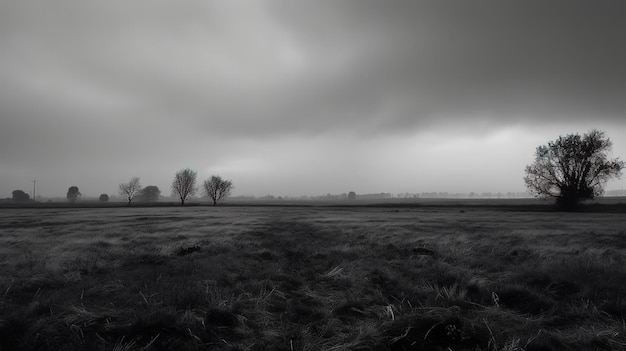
[203,175,233,206]
[524,129,624,210]
[137,185,161,202]
[172,168,197,205]
[119,177,141,204]
[99,194,109,202]
[67,186,81,203]
[12,190,30,202]
[348,191,356,200]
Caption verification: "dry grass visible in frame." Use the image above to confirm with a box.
[0,206,625,350]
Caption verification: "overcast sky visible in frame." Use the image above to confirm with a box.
[2,1,626,199]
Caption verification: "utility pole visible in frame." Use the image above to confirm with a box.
[32,180,37,201]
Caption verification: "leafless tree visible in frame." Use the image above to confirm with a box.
[119,176,141,204]
[203,175,233,206]
[172,168,197,205]
[524,129,624,209]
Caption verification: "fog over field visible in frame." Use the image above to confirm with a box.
[2,1,626,198]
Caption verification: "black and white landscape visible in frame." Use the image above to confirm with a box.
[2,2,626,350]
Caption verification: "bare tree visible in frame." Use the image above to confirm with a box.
[524,129,624,209]
[172,168,197,205]
[203,175,234,205]
[119,176,141,204]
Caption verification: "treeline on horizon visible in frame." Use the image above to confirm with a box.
[7,190,626,204]
[4,130,625,210]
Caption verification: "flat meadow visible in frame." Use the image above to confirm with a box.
[0,205,625,350]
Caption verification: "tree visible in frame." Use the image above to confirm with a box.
[172,168,197,205]
[119,176,141,204]
[12,190,30,202]
[67,186,81,203]
[99,194,109,202]
[524,130,624,209]
[137,185,161,203]
[203,175,233,206]
[348,191,356,200]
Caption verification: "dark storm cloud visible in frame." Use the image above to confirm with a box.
[263,0,626,131]
[2,0,625,142]
[138,0,626,137]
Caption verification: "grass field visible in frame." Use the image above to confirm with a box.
[0,205,625,350]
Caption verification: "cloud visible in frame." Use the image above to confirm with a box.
[4,1,626,142]
[266,0,626,128]
[2,1,626,197]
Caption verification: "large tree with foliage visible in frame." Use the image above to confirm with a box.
[524,130,624,209]
[172,168,197,205]
[67,186,81,203]
[137,185,161,203]
[12,190,30,202]
[203,175,233,205]
[119,176,141,204]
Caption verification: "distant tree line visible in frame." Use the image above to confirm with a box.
[23,170,234,206]
[8,169,234,206]
[6,130,622,211]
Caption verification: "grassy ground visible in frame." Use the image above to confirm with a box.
[0,206,625,350]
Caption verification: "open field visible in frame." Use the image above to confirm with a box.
[1,206,625,350]
[2,196,626,210]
